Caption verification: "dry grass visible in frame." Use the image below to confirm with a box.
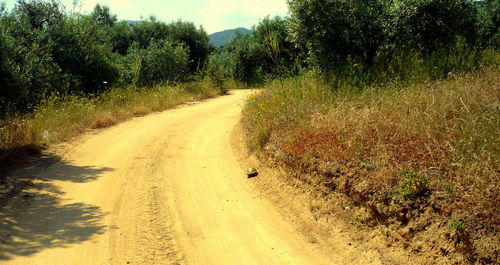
[243,66,499,263]
[0,78,230,164]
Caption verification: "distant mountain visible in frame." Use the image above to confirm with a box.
[209,28,251,47]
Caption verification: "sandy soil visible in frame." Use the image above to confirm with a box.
[0,90,355,265]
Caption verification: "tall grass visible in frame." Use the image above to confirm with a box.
[243,49,499,261]
[0,78,228,163]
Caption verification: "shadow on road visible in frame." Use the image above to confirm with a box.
[0,155,112,260]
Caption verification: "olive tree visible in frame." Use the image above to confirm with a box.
[127,39,189,87]
[287,0,385,73]
[384,0,477,53]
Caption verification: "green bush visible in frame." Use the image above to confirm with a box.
[0,1,63,115]
[205,53,233,93]
[129,18,209,73]
[287,0,385,73]
[50,15,119,94]
[226,32,267,85]
[0,0,119,116]
[385,0,476,53]
[127,39,189,87]
[474,0,499,48]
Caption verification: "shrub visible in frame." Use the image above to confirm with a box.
[0,0,119,115]
[205,53,233,94]
[127,39,189,87]
[474,0,500,48]
[130,19,209,74]
[399,170,428,199]
[287,0,385,73]
[226,32,267,85]
[385,0,477,53]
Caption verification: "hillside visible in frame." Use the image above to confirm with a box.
[209,28,251,47]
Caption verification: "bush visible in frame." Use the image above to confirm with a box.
[130,18,209,74]
[226,32,267,85]
[253,16,304,77]
[0,3,63,115]
[385,0,476,53]
[287,0,385,73]
[474,0,500,48]
[127,39,189,87]
[50,15,119,94]
[0,0,119,116]
[205,53,233,94]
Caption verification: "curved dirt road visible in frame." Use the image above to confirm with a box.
[0,90,333,264]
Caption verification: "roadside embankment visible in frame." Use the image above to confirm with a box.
[242,67,499,264]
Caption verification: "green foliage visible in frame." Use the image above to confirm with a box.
[474,0,500,48]
[0,0,64,115]
[287,0,486,78]
[287,0,385,72]
[110,21,134,55]
[165,21,210,73]
[0,0,119,116]
[400,170,428,199]
[50,15,118,94]
[0,1,212,116]
[224,17,304,84]
[253,16,304,77]
[385,0,476,53]
[128,19,209,73]
[450,217,466,233]
[127,39,189,87]
[205,52,233,94]
[226,32,266,85]
[91,4,117,27]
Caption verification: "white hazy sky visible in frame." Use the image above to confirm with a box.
[2,0,289,33]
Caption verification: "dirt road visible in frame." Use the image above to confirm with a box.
[0,90,335,264]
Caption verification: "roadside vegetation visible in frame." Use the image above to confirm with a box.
[0,82,222,163]
[1,0,498,263]
[239,0,499,263]
[0,0,241,164]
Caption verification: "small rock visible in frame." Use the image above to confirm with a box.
[246,168,258,178]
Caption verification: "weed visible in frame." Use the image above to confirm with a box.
[450,217,466,233]
[399,170,428,199]
[443,182,453,194]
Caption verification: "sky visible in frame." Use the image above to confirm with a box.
[2,0,289,33]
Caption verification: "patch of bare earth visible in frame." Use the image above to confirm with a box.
[233,123,424,265]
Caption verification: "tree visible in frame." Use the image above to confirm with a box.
[91,4,117,27]
[127,39,189,87]
[205,51,234,93]
[130,19,209,73]
[474,0,499,47]
[12,0,64,29]
[385,0,476,53]
[165,21,210,73]
[110,21,134,55]
[226,31,266,84]
[0,0,64,114]
[253,16,303,77]
[287,0,385,73]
